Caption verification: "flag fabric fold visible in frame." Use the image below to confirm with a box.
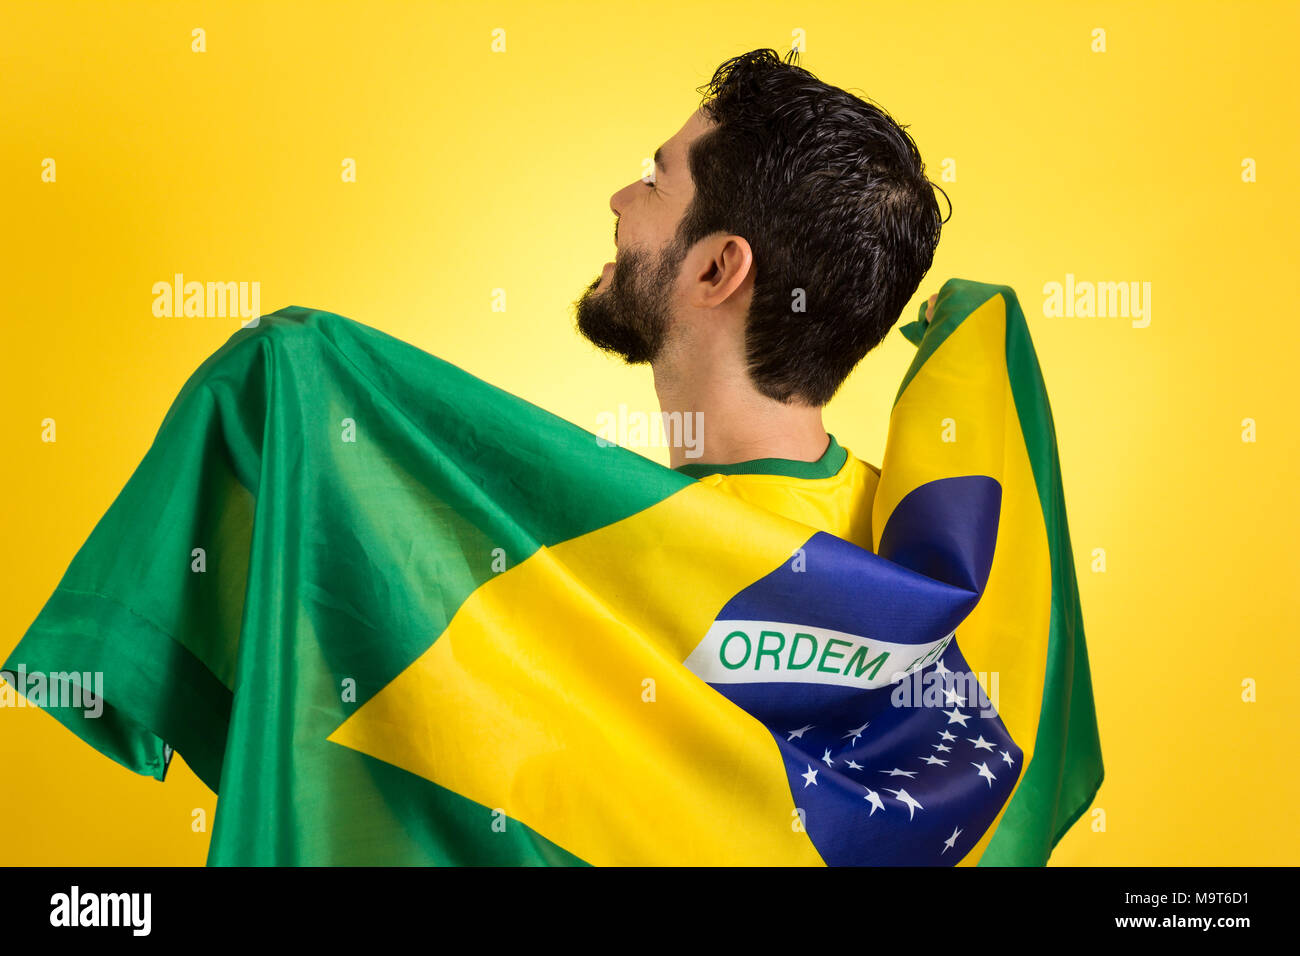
[2,277,1102,865]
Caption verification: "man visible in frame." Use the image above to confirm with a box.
[573,48,946,552]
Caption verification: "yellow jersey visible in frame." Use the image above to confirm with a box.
[672,434,880,552]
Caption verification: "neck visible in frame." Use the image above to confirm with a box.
[653,364,829,470]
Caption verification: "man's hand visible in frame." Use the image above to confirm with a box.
[926,293,938,321]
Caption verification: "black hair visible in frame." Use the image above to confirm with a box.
[677,47,948,405]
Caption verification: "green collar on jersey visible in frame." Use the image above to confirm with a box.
[672,433,848,480]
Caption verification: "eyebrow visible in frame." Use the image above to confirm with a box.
[654,147,668,177]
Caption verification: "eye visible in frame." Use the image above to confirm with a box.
[641,176,657,189]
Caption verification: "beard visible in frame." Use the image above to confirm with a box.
[573,236,687,364]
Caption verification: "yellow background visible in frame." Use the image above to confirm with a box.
[1,0,1296,865]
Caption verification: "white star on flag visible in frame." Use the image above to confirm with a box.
[941,826,962,854]
[863,788,884,816]
[971,761,997,787]
[884,788,924,820]
[843,721,869,743]
[943,708,970,727]
[802,765,819,787]
[787,724,814,741]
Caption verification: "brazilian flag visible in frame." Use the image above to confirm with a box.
[2,277,1102,865]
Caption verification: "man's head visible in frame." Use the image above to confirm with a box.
[574,48,945,406]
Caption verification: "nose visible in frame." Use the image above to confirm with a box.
[609,177,640,247]
[610,177,640,219]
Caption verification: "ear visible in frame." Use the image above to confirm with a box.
[691,236,753,309]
